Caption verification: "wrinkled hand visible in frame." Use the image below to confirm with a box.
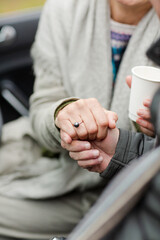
[126,75,155,137]
[61,128,119,173]
[56,98,118,143]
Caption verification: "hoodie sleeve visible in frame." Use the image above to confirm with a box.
[100,129,155,180]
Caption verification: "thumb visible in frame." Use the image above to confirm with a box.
[103,109,118,129]
[126,75,132,89]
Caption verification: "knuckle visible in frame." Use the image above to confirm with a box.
[110,111,118,120]
[90,97,98,102]
[76,99,85,108]
[79,129,88,139]
[70,131,77,139]
[88,125,98,134]
[89,98,99,106]
[57,109,66,121]
[99,118,108,127]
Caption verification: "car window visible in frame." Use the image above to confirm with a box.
[0,0,46,15]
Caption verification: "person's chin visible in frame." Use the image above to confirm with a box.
[115,0,150,7]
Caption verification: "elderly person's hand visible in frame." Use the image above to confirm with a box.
[126,76,155,137]
[55,98,118,143]
[61,127,119,173]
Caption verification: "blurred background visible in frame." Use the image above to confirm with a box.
[0,0,46,14]
[0,0,46,123]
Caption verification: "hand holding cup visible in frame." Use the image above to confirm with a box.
[128,66,160,136]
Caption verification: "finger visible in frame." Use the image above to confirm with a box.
[104,110,118,129]
[60,130,72,144]
[77,157,103,168]
[88,100,109,140]
[136,118,154,132]
[91,112,108,140]
[69,149,100,160]
[61,120,77,139]
[76,120,96,141]
[55,114,77,140]
[56,104,84,140]
[136,119,155,137]
[77,104,98,140]
[139,126,155,137]
[61,140,91,152]
[70,115,89,140]
[67,100,95,140]
[137,109,151,120]
[143,98,151,108]
[126,75,132,88]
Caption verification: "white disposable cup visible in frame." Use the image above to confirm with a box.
[129,66,160,122]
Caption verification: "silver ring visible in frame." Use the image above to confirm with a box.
[73,121,83,128]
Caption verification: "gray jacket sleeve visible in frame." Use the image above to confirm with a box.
[100,129,155,180]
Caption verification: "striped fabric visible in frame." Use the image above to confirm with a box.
[111,19,136,83]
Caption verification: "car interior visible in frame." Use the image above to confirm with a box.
[0,6,41,124]
[1,1,160,240]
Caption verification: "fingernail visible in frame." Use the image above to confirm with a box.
[136,118,143,124]
[97,156,103,162]
[85,143,91,149]
[137,109,144,116]
[93,150,99,157]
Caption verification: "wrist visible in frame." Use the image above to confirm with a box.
[54,100,78,121]
[107,127,120,156]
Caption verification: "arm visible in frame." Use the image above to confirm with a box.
[30,0,117,151]
[30,0,78,152]
[100,129,155,179]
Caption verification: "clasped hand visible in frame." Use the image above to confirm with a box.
[55,95,154,173]
[126,76,155,137]
[55,98,118,173]
[55,98,118,143]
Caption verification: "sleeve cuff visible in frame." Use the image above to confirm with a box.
[54,99,79,120]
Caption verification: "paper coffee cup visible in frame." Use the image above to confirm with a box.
[129,66,160,122]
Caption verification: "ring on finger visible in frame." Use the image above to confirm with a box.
[73,121,83,128]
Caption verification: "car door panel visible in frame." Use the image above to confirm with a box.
[0,9,41,123]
